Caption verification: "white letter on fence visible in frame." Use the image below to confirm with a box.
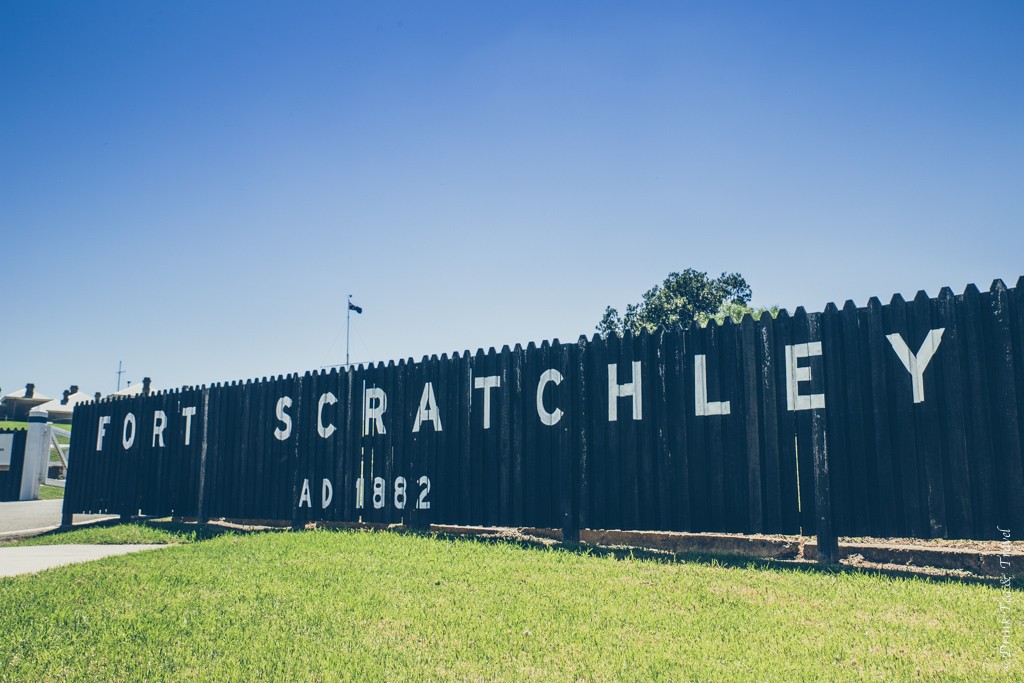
[785,343,825,411]
[322,478,333,508]
[317,392,337,439]
[298,478,311,508]
[474,375,501,429]
[122,413,136,449]
[152,410,167,447]
[536,369,564,426]
[96,416,111,451]
[608,361,643,421]
[886,329,945,403]
[274,396,293,441]
[182,406,197,446]
[363,387,387,435]
[694,355,731,416]
[412,382,443,433]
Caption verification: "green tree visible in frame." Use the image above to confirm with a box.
[598,269,774,337]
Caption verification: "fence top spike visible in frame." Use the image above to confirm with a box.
[914,289,930,302]
[439,352,449,362]
[1016,275,1024,290]
[578,334,589,345]
[793,306,808,317]
[551,337,561,346]
[824,302,839,313]
[741,312,756,324]
[513,343,523,353]
[526,341,537,351]
[937,286,955,300]
[487,346,497,356]
[500,344,511,354]
[429,353,440,362]
[540,339,551,349]
[866,296,882,308]
[775,308,791,320]
[990,278,1008,293]
[245,378,252,385]
[843,299,858,311]
[590,332,602,344]
[890,292,906,305]
[963,282,981,296]
[304,370,313,377]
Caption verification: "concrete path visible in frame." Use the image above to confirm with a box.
[0,544,166,577]
[0,499,116,537]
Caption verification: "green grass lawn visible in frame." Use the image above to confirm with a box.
[37,485,65,501]
[0,421,72,432]
[0,529,1017,682]
[2,520,230,547]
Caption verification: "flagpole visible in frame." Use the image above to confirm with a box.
[346,293,352,368]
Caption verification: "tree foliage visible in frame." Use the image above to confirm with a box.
[597,269,775,337]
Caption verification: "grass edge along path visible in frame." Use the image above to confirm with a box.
[0,529,1018,682]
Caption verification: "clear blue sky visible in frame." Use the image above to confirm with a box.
[2,2,1022,397]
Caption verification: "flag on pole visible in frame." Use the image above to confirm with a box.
[348,301,363,314]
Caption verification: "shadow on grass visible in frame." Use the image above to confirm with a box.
[418,529,1019,590]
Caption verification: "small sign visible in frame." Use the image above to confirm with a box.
[0,434,13,471]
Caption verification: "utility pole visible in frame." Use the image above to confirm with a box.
[116,360,125,391]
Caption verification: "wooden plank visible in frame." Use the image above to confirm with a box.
[427,353,448,529]
[664,326,691,531]
[885,294,924,536]
[821,302,852,535]
[910,290,947,538]
[636,330,656,530]
[510,345,525,525]
[618,332,641,530]
[865,298,898,535]
[756,312,782,532]
[935,287,972,537]
[790,308,817,535]
[498,346,512,525]
[721,317,746,533]
[960,283,997,537]
[770,310,801,534]
[704,321,727,531]
[585,333,607,530]
[741,314,763,533]
[985,280,1024,532]
[458,349,473,524]
[840,301,871,536]
[650,330,672,531]
[559,338,577,541]
[573,336,589,536]
[684,322,709,531]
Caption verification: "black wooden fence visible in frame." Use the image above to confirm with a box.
[64,279,1024,540]
[0,428,28,502]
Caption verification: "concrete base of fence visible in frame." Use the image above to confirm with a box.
[803,540,1023,577]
